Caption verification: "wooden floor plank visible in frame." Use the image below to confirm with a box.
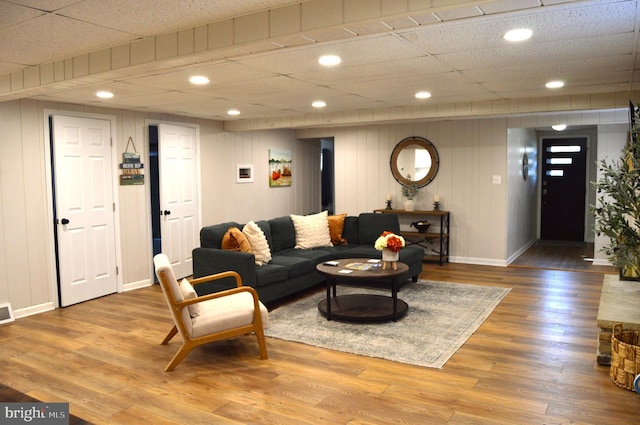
[0,257,637,424]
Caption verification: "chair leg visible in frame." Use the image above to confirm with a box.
[165,343,195,372]
[161,325,178,345]
[255,327,268,360]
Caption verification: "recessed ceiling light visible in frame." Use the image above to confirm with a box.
[312,100,326,108]
[546,80,565,89]
[552,124,567,131]
[504,28,532,42]
[189,75,210,85]
[96,91,114,99]
[318,55,341,66]
[415,91,431,99]
[227,109,240,116]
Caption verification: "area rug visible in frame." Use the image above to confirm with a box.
[265,280,511,368]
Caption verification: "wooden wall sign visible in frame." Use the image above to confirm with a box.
[120,137,144,185]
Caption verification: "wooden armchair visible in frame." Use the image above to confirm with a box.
[153,253,268,371]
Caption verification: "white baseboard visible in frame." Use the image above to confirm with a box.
[124,279,153,292]
[449,256,508,267]
[13,302,55,319]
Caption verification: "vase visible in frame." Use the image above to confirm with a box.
[404,199,415,211]
[382,248,399,270]
[382,248,399,262]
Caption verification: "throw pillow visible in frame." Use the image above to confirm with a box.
[242,221,272,266]
[221,227,252,253]
[179,279,201,318]
[290,211,333,249]
[328,213,348,245]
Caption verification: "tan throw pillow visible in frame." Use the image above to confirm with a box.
[221,227,252,253]
[242,221,272,266]
[290,211,333,249]
[328,213,347,245]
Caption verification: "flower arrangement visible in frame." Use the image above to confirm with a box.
[401,182,418,200]
[374,231,406,253]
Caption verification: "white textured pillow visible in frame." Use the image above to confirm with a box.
[179,278,200,318]
[290,211,333,249]
[242,221,272,266]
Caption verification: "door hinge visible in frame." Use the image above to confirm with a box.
[116,266,119,275]
[110,138,113,147]
[113,203,116,212]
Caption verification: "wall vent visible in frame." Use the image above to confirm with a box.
[0,303,14,325]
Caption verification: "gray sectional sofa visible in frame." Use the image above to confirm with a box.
[192,212,424,305]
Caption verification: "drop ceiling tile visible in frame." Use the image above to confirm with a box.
[0,14,135,66]
[402,0,636,55]
[125,61,279,91]
[0,1,44,30]
[236,35,424,75]
[291,56,453,85]
[55,0,303,36]
[436,33,635,71]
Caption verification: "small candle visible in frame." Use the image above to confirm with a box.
[434,195,440,202]
[387,193,392,201]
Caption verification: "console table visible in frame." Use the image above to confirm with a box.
[374,209,450,265]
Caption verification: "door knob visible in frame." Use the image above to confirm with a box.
[61,218,70,225]
[164,210,171,215]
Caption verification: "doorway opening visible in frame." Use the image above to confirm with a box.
[540,137,588,241]
[321,138,334,214]
[149,125,161,259]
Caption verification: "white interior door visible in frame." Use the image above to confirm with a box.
[53,115,118,306]
[158,123,199,279]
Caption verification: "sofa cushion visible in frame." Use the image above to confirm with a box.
[200,222,241,248]
[328,213,347,245]
[342,216,359,245]
[254,264,289,287]
[269,254,314,278]
[242,221,272,266]
[268,216,296,253]
[221,227,252,253]
[278,247,336,264]
[291,211,332,249]
[358,213,400,245]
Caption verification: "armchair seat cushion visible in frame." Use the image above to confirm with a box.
[191,291,269,338]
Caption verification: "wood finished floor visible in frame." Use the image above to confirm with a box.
[0,258,636,424]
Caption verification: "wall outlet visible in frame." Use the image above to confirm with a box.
[492,175,502,184]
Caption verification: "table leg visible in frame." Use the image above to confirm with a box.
[325,276,333,320]
[392,276,399,321]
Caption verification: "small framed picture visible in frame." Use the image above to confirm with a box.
[236,164,254,183]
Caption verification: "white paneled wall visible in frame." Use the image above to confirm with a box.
[299,118,510,265]
[199,125,321,226]
[0,98,630,317]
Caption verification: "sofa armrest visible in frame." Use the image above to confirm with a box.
[192,247,257,293]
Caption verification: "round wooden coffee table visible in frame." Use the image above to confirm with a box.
[316,258,409,322]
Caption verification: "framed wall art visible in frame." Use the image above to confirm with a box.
[236,164,254,183]
[269,148,292,187]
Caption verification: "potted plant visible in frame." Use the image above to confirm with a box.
[401,181,418,211]
[592,102,640,280]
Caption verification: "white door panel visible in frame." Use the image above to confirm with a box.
[53,115,118,306]
[159,123,199,279]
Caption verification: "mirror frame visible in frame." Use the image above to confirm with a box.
[390,136,440,187]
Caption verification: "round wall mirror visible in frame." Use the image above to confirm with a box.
[390,136,439,187]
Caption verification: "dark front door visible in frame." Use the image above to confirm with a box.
[540,137,588,241]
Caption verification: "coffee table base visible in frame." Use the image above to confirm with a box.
[318,294,408,322]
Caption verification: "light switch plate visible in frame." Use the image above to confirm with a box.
[492,175,502,184]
